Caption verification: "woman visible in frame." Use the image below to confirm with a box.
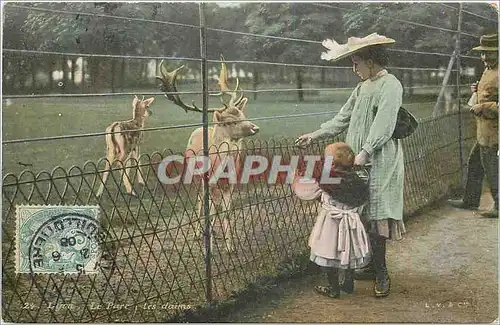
[295,33,406,298]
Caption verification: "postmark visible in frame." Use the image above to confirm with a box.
[16,205,103,274]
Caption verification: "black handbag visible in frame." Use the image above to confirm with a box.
[373,106,419,139]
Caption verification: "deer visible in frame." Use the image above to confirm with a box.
[156,56,259,252]
[96,95,155,198]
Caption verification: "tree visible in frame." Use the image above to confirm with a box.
[239,3,345,101]
[341,2,498,95]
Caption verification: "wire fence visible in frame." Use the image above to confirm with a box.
[1,2,495,323]
[1,112,477,323]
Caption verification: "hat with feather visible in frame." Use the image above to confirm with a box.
[321,33,395,62]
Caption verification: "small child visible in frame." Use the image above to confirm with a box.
[292,142,371,298]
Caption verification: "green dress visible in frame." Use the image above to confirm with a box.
[310,71,406,240]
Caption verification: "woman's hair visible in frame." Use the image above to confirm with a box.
[353,45,389,67]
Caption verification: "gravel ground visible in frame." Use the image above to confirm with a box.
[218,192,499,323]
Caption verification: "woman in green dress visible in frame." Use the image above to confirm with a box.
[296,33,406,298]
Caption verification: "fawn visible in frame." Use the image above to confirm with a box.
[96,95,155,198]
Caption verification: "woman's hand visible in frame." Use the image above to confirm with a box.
[354,150,370,166]
[470,81,478,93]
[295,133,313,148]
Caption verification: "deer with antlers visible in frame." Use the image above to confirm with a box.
[96,95,155,198]
[156,56,259,252]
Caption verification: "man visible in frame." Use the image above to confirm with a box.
[448,33,498,218]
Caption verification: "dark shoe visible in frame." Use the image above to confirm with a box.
[341,268,355,294]
[481,209,498,218]
[371,236,390,298]
[314,285,340,299]
[354,262,376,280]
[374,268,391,297]
[319,267,341,298]
[447,199,478,210]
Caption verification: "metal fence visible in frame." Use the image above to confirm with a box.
[1,112,477,322]
[1,2,493,323]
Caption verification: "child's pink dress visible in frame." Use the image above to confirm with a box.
[294,177,371,270]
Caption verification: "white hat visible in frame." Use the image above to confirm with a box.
[321,33,395,62]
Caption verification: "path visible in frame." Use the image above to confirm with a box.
[218,192,499,323]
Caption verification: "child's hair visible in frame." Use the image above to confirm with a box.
[324,142,355,171]
[319,142,369,207]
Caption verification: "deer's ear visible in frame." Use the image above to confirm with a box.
[213,111,222,123]
[132,96,139,108]
[236,97,248,111]
[145,97,155,106]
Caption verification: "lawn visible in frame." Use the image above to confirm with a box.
[2,85,444,176]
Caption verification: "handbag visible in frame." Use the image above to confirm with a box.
[373,106,419,139]
[355,83,418,140]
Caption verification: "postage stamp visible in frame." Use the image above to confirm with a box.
[16,205,103,274]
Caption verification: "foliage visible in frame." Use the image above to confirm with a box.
[239,3,344,65]
[341,2,498,67]
[2,2,497,94]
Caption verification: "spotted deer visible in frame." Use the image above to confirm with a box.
[156,56,259,252]
[96,95,155,198]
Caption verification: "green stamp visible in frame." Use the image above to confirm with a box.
[16,205,103,274]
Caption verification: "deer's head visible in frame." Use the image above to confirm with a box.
[156,55,259,141]
[133,95,155,119]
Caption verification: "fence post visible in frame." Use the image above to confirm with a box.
[198,2,212,306]
[455,3,464,187]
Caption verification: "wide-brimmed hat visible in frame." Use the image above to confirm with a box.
[472,34,498,51]
[321,32,395,62]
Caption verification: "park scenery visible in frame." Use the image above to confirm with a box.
[2,2,498,323]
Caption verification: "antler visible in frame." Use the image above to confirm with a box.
[156,60,227,113]
[213,54,244,107]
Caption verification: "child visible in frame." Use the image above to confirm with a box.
[292,142,371,298]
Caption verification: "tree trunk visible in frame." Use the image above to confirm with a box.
[62,56,69,93]
[253,68,259,100]
[121,59,126,91]
[8,59,18,93]
[10,70,17,94]
[48,59,55,91]
[408,70,414,97]
[81,58,85,92]
[296,68,304,102]
[31,61,36,92]
[89,58,99,93]
[71,58,76,88]
[111,59,116,93]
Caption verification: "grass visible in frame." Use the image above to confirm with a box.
[2,85,443,177]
